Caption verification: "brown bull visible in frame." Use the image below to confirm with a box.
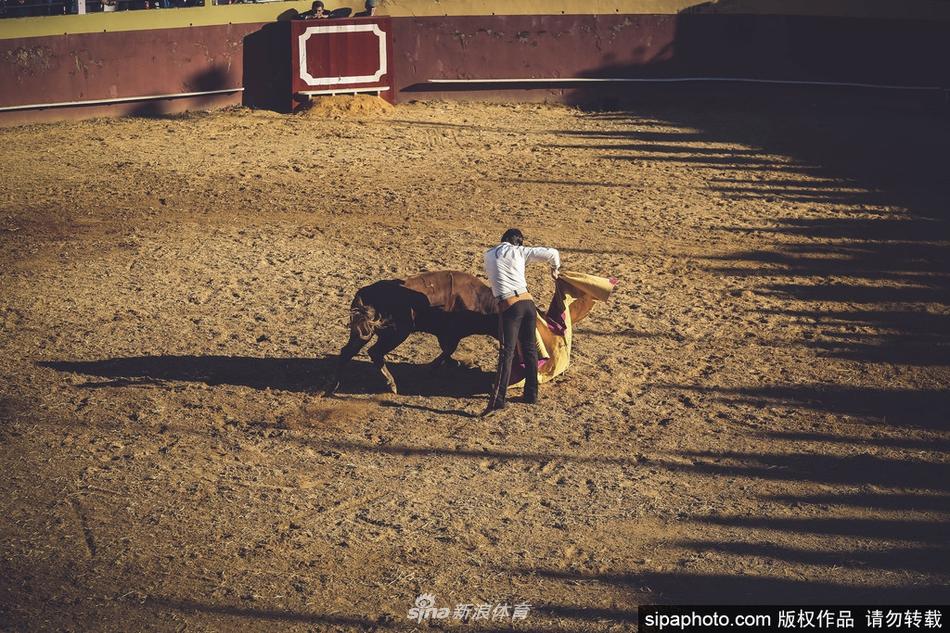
[324,271,499,395]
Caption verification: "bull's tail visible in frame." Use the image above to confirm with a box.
[349,295,392,340]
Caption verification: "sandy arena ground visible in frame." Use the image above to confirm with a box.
[0,95,948,631]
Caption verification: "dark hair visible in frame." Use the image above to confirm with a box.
[312,1,323,8]
[500,228,524,246]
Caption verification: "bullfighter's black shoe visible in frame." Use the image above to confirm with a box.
[479,401,507,417]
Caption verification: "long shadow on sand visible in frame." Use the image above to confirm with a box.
[650,382,950,433]
[508,567,949,617]
[38,355,492,398]
[145,596,384,627]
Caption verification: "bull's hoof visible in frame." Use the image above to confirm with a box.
[428,357,460,373]
[379,366,398,394]
[323,380,341,397]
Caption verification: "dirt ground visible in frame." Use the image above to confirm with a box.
[0,94,948,632]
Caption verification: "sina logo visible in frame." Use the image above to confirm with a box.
[407,593,450,622]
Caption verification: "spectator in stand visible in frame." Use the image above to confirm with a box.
[297,0,328,19]
[6,0,33,16]
[353,0,376,17]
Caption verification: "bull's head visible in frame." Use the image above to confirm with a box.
[350,297,391,340]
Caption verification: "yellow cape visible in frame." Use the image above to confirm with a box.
[509,270,617,387]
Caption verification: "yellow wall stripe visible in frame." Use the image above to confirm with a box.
[2,0,948,41]
[0,1,317,39]
[385,0,950,19]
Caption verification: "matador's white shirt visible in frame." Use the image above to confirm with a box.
[484,243,561,299]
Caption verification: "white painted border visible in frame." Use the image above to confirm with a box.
[298,24,387,87]
[428,77,946,91]
[297,86,390,96]
[0,87,243,112]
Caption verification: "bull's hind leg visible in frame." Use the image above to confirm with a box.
[428,334,462,372]
[324,331,369,396]
[368,329,409,394]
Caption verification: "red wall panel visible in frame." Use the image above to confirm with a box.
[389,14,950,102]
[0,23,256,109]
[290,17,394,104]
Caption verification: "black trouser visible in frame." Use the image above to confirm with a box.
[487,299,539,407]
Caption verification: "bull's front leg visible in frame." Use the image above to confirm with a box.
[324,331,369,396]
[428,333,462,372]
[368,330,408,394]
[374,357,398,394]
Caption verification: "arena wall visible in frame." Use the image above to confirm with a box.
[1,0,948,125]
[391,14,950,103]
